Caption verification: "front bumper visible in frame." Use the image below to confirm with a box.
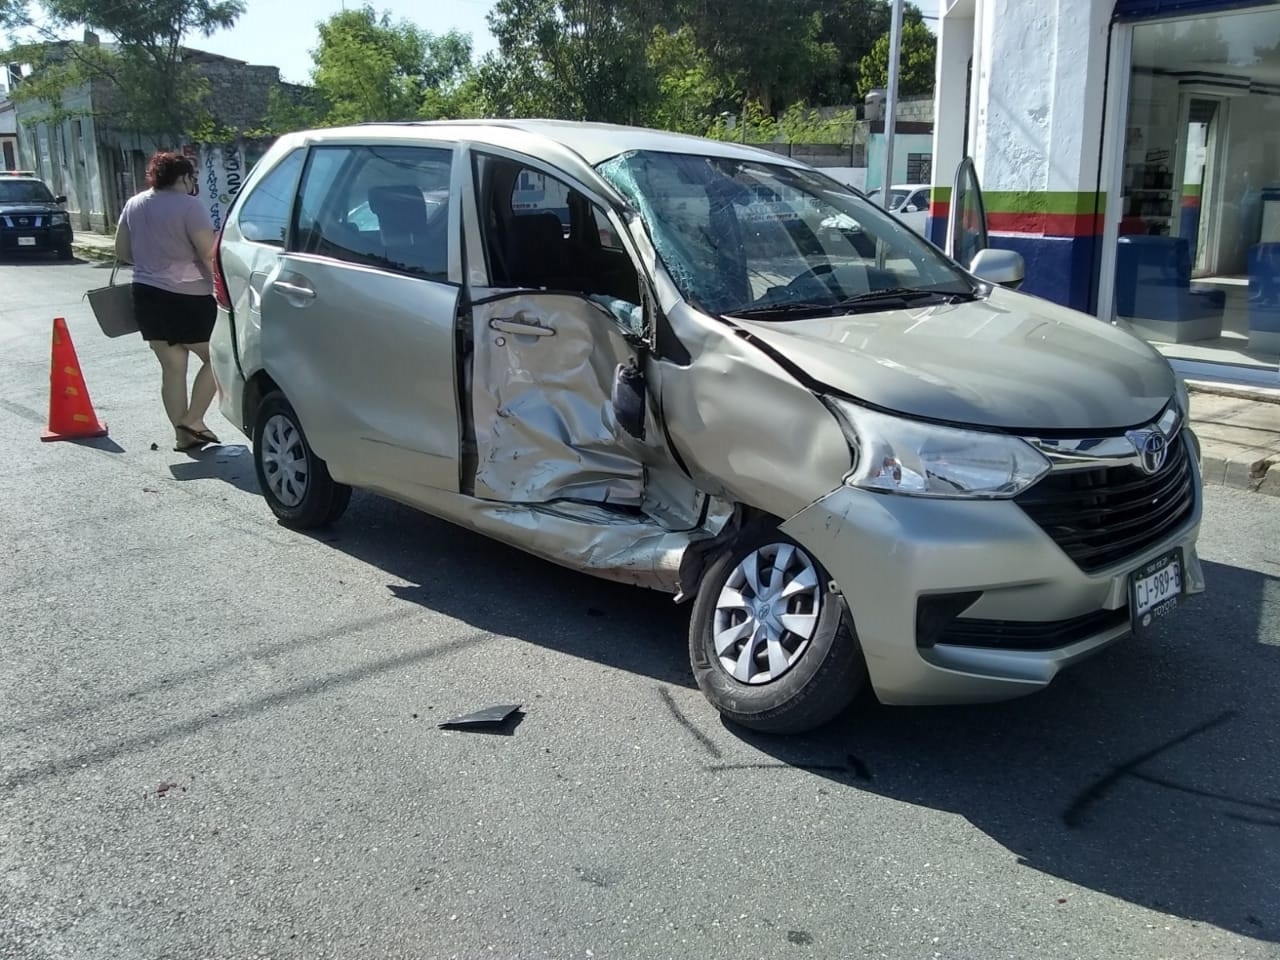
[779,451,1205,705]
[0,222,72,253]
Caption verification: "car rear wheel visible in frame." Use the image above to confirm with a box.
[252,391,351,529]
[689,527,867,734]
[57,243,73,261]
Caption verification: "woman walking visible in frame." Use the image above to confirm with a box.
[114,150,221,452]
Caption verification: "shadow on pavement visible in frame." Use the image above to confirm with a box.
[0,252,90,266]
[69,435,125,454]
[309,492,695,688]
[281,490,1280,938]
[726,558,1280,942]
[168,443,258,493]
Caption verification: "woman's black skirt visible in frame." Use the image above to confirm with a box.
[132,282,216,345]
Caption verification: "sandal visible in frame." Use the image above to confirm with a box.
[174,434,204,452]
[177,424,220,446]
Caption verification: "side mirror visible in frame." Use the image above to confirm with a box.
[902,204,919,213]
[969,248,1025,289]
[55,195,67,204]
[611,360,646,440]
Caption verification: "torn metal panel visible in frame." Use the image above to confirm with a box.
[439,704,522,730]
[470,293,647,505]
[654,300,855,520]
[378,484,711,591]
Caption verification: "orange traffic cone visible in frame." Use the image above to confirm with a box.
[41,317,108,442]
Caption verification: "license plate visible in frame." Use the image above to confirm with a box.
[1129,549,1183,632]
[17,236,36,246]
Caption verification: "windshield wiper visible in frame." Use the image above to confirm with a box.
[837,287,970,306]
[728,287,978,320]
[728,301,838,318]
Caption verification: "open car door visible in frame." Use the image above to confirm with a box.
[946,157,1025,290]
[946,156,989,269]
[461,149,699,523]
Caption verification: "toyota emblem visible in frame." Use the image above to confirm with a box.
[1127,430,1169,475]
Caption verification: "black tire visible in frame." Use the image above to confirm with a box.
[689,525,867,735]
[252,391,351,529]
[57,244,73,261]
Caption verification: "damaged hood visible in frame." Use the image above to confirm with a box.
[730,287,1177,432]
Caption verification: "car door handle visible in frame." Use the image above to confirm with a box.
[490,316,555,337]
[274,280,316,301]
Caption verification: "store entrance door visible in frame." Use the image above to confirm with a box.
[1174,96,1227,279]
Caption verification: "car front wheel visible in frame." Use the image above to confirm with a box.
[252,391,351,529]
[689,528,867,734]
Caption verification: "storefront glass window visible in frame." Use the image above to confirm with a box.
[1114,6,1280,375]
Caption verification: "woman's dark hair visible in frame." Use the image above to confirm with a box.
[146,151,195,190]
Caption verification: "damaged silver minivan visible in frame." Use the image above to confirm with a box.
[210,121,1204,734]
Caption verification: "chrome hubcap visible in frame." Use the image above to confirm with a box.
[712,542,822,685]
[261,414,308,507]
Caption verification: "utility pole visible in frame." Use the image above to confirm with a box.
[880,0,904,210]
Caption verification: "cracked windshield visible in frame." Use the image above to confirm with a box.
[599,150,972,317]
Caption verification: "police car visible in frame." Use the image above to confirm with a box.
[0,171,74,259]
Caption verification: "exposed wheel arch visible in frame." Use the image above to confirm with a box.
[242,370,282,436]
[675,504,784,604]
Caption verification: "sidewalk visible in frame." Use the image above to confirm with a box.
[1188,385,1280,496]
[65,230,1280,496]
[70,231,116,261]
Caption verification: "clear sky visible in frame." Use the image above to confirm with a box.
[196,0,499,84]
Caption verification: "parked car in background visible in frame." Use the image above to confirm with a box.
[209,121,1203,735]
[0,171,74,259]
[870,183,931,234]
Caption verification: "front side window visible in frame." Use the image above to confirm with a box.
[0,179,54,203]
[472,153,641,306]
[292,144,453,282]
[236,149,305,246]
[597,150,972,318]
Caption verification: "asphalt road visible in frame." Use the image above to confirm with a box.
[1,255,1278,960]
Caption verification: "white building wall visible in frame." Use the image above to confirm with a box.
[969,0,1113,194]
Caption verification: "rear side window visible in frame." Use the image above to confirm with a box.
[291,144,453,282]
[236,150,305,246]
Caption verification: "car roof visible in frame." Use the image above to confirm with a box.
[294,119,809,170]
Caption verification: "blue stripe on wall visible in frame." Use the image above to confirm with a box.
[926,214,947,249]
[1113,0,1268,21]
[987,235,1100,314]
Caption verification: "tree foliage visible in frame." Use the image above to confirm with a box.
[0,0,245,135]
[308,6,474,125]
[1,0,938,145]
[473,0,656,123]
[856,17,937,101]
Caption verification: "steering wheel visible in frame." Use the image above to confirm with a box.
[783,262,843,298]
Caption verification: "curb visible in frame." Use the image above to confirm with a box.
[1188,381,1280,405]
[1199,451,1278,496]
[71,242,114,261]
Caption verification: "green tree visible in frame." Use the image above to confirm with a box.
[856,18,937,101]
[308,6,473,125]
[643,25,731,134]
[655,0,923,113]
[477,0,656,123]
[802,0,927,104]
[0,0,245,136]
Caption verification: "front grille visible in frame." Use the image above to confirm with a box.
[931,607,1130,651]
[1015,430,1195,573]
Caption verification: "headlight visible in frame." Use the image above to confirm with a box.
[51,213,69,225]
[829,398,1052,499]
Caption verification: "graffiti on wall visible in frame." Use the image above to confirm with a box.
[182,142,247,230]
[200,144,246,231]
